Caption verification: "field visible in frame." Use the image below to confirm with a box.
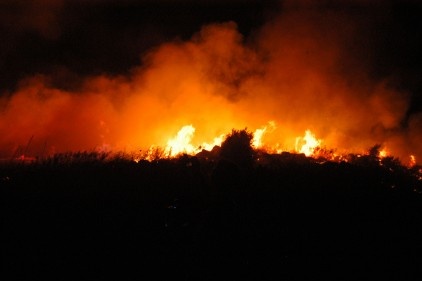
[3,148,422,280]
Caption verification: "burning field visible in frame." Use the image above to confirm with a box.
[1,1,421,165]
[2,1,422,280]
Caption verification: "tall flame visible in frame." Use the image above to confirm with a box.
[409,155,416,168]
[165,125,196,157]
[252,121,276,149]
[295,130,321,157]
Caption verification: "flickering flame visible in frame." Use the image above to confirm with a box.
[295,130,321,156]
[252,128,266,148]
[379,148,388,158]
[158,123,327,160]
[200,135,224,151]
[409,155,416,168]
[165,125,196,157]
[163,125,225,158]
[136,122,420,168]
[252,121,276,149]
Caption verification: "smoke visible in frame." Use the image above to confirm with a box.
[0,1,420,163]
[0,0,64,39]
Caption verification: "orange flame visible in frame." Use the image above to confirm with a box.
[131,122,420,165]
[379,148,388,158]
[252,121,276,149]
[409,155,416,168]
[295,130,321,156]
[163,125,225,158]
[165,125,196,157]
[150,123,329,161]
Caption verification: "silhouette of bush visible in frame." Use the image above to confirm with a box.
[219,128,254,170]
[368,144,383,158]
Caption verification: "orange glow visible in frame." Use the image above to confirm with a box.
[0,13,420,165]
[161,125,225,158]
[155,123,333,161]
[252,121,276,149]
[379,148,388,158]
[409,155,416,168]
[200,135,225,151]
[165,125,196,157]
[295,130,321,157]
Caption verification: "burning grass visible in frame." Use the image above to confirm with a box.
[2,128,421,195]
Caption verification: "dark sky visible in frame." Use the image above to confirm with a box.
[0,0,278,90]
[0,0,421,112]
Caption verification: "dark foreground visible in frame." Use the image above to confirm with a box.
[3,153,422,280]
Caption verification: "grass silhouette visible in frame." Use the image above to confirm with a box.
[2,141,422,280]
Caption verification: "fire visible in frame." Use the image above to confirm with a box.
[379,148,388,158]
[143,122,421,167]
[252,127,266,149]
[165,125,196,157]
[157,122,325,160]
[0,18,420,166]
[295,130,321,157]
[409,155,416,168]
[200,135,225,151]
[252,121,276,149]
[163,125,225,157]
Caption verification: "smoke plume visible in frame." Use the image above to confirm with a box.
[0,1,420,163]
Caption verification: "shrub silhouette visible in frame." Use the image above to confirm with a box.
[219,128,254,170]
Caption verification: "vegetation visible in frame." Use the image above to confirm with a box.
[219,128,254,169]
[2,138,422,280]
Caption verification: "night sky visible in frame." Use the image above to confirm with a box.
[0,0,279,91]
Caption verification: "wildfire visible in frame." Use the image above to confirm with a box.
[152,122,325,159]
[379,148,388,158]
[252,121,276,149]
[295,130,321,157]
[163,125,225,157]
[165,125,196,157]
[1,20,421,167]
[409,155,416,168]
[143,122,421,165]
[200,135,225,151]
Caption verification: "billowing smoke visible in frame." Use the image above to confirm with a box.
[0,1,420,163]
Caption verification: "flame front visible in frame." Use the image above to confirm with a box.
[252,121,276,149]
[0,13,420,165]
[165,125,196,157]
[158,123,331,160]
[162,125,225,157]
[295,130,321,157]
